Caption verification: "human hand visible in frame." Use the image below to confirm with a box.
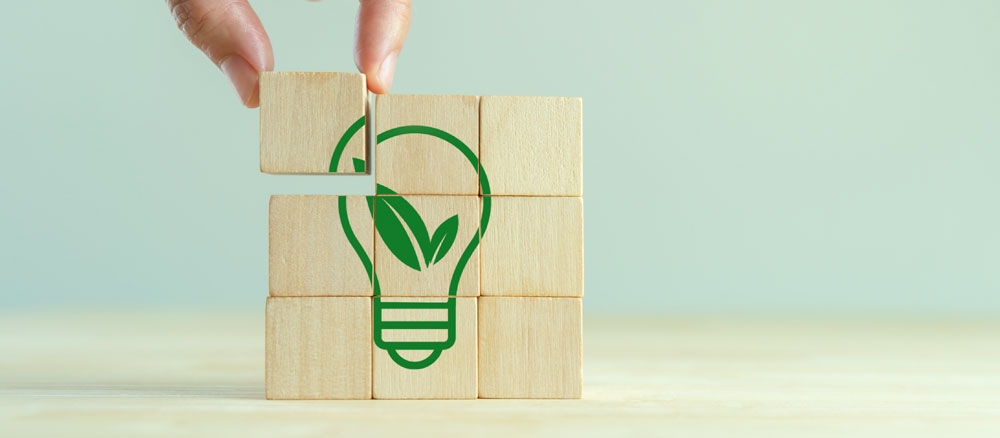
[167,0,412,107]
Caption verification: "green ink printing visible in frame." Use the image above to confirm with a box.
[331,117,491,370]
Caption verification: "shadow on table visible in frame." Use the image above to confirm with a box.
[0,382,263,400]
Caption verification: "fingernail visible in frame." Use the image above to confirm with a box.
[220,55,260,107]
[377,51,399,92]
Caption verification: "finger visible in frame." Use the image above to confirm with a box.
[168,0,274,107]
[354,0,412,94]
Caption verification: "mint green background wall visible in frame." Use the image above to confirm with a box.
[1,1,997,313]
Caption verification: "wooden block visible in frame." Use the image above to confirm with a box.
[372,297,477,399]
[265,297,372,400]
[260,72,367,174]
[375,94,479,194]
[374,195,479,297]
[481,197,583,297]
[478,297,582,399]
[269,195,373,296]
[479,96,582,196]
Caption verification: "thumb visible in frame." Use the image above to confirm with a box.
[168,0,274,107]
[354,0,413,94]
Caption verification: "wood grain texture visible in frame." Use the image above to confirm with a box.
[269,195,373,296]
[480,96,582,196]
[375,195,479,297]
[478,297,582,399]
[373,297,477,399]
[376,94,479,194]
[265,297,372,400]
[260,72,367,174]
[3,312,1000,436]
[481,197,583,297]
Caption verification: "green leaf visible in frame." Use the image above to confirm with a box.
[352,158,366,173]
[427,215,459,265]
[373,197,423,271]
[371,184,462,270]
[380,196,432,250]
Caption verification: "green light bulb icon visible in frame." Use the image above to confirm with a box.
[331,118,491,370]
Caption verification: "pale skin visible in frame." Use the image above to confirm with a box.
[166,0,413,107]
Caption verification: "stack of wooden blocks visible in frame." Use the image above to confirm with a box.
[261,72,583,399]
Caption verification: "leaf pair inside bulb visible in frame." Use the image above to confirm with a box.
[369,185,459,272]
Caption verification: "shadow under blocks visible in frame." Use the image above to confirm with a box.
[261,72,583,399]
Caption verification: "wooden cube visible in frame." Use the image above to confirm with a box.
[478,297,582,399]
[265,297,372,399]
[375,95,480,194]
[481,197,583,297]
[269,195,373,296]
[373,297,477,399]
[260,72,367,174]
[374,195,479,297]
[480,96,582,196]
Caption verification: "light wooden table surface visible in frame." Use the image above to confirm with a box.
[1,311,998,437]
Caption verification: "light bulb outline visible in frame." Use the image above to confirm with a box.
[331,117,492,370]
